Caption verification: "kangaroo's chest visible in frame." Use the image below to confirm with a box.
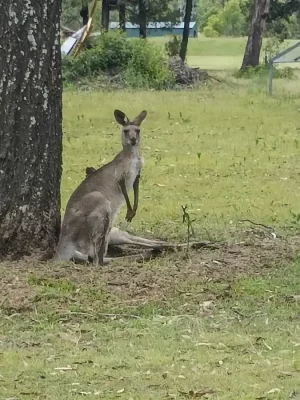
[125,156,143,190]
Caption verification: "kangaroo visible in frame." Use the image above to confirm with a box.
[84,166,216,253]
[54,109,147,266]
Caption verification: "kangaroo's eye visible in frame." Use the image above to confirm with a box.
[124,129,129,135]
[135,128,140,134]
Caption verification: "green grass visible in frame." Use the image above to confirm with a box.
[150,36,300,70]
[151,35,249,57]
[62,88,300,240]
[1,258,300,400]
[2,37,300,400]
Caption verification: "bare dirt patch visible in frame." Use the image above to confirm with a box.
[1,231,299,314]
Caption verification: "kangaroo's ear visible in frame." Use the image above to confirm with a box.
[114,110,129,126]
[131,110,147,126]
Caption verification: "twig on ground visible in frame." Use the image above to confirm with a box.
[60,311,141,320]
[231,308,250,319]
[239,219,280,239]
[239,219,275,231]
[207,74,221,82]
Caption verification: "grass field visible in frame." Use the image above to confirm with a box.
[61,89,300,239]
[1,37,300,400]
[151,36,300,70]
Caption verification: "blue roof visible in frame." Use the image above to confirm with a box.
[109,21,196,29]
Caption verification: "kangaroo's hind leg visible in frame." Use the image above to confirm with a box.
[88,206,112,267]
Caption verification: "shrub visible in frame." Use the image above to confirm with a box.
[234,64,295,80]
[204,13,224,37]
[263,36,284,64]
[124,40,175,90]
[203,25,220,38]
[62,31,132,81]
[93,30,133,69]
[165,36,182,57]
[62,32,174,90]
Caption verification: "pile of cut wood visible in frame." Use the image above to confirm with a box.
[167,56,211,85]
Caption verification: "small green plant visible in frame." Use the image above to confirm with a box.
[279,66,294,79]
[263,36,283,65]
[181,205,195,257]
[165,35,182,57]
[203,24,220,37]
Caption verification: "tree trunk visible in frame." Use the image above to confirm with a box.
[240,0,270,69]
[119,1,126,32]
[101,0,110,31]
[0,0,63,260]
[80,1,89,26]
[138,0,147,38]
[297,10,300,39]
[179,0,193,62]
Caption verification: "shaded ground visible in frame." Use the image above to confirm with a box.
[1,229,300,315]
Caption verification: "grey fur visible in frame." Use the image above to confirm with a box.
[54,109,147,266]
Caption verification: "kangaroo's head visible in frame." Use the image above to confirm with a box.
[114,109,147,148]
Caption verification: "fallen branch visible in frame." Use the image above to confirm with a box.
[239,219,275,231]
[207,73,221,82]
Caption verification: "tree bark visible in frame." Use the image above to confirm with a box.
[101,0,110,31]
[240,0,270,69]
[297,10,300,39]
[119,1,126,32]
[179,0,193,62]
[80,1,89,26]
[138,0,147,38]
[0,0,63,260]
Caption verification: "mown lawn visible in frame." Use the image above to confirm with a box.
[61,87,300,240]
[150,36,300,70]
[1,252,300,399]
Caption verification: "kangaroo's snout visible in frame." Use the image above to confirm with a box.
[130,137,137,145]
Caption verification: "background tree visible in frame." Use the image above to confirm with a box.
[196,0,223,32]
[203,0,245,37]
[62,0,83,29]
[239,0,300,69]
[0,0,63,259]
[119,0,126,32]
[62,0,102,30]
[267,0,300,38]
[139,0,147,38]
[128,0,181,38]
[80,0,89,25]
[180,0,194,62]
[240,0,270,69]
[101,0,110,31]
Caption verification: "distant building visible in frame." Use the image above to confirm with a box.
[109,21,198,38]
